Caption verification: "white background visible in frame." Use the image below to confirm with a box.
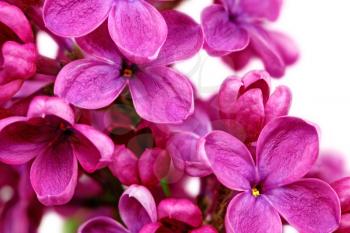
[38,1,350,232]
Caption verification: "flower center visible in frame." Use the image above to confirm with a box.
[251,187,260,197]
[121,62,137,78]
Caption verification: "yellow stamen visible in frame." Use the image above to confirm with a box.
[123,68,133,78]
[252,187,260,197]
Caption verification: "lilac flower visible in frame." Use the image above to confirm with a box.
[43,0,169,64]
[201,0,299,77]
[54,10,203,123]
[331,177,350,233]
[0,2,37,105]
[203,116,340,233]
[0,96,114,206]
[79,185,217,233]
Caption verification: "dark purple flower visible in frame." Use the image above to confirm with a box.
[201,0,299,77]
[0,1,37,105]
[54,10,203,124]
[0,96,114,206]
[203,117,340,233]
[43,0,169,64]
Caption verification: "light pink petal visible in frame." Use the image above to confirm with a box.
[0,1,33,43]
[30,141,78,206]
[27,96,75,124]
[238,0,282,21]
[265,85,292,123]
[269,31,299,65]
[119,185,157,233]
[256,117,319,188]
[150,10,203,66]
[78,216,129,233]
[242,70,271,103]
[43,0,113,37]
[108,0,167,64]
[201,5,249,56]
[331,177,350,213]
[129,67,194,124]
[109,145,139,186]
[139,148,170,186]
[76,22,122,63]
[167,132,212,177]
[0,118,55,165]
[158,198,202,227]
[247,25,285,78]
[204,130,256,191]
[225,192,282,233]
[266,179,341,233]
[54,59,127,109]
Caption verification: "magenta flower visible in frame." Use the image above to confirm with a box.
[218,70,291,142]
[0,2,37,105]
[54,10,203,123]
[43,0,169,64]
[201,0,298,77]
[203,117,340,233]
[0,96,114,206]
[331,177,350,233]
[79,185,217,233]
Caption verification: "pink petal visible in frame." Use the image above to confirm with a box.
[218,76,243,116]
[139,223,161,233]
[30,141,78,206]
[201,5,249,56]
[27,96,75,124]
[190,226,218,233]
[269,30,299,65]
[0,1,34,43]
[238,0,282,21]
[0,116,26,131]
[76,22,122,63]
[139,148,170,186]
[119,185,157,232]
[43,0,113,37]
[204,130,256,191]
[266,179,341,233]
[0,80,23,105]
[108,0,167,64]
[78,216,129,233]
[225,192,282,233]
[242,70,271,103]
[256,117,319,188]
[150,10,203,66]
[54,59,127,109]
[331,177,350,213]
[167,132,212,177]
[265,85,292,123]
[0,118,55,165]
[109,145,140,186]
[335,213,350,233]
[129,67,193,124]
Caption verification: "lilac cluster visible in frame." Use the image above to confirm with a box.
[0,0,347,233]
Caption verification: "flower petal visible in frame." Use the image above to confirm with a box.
[158,198,202,227]
[150,10,203,66]
[331,177,350,213]
[218,76,243,116]
[190,226,218,233]
[78,216,129,233]
[201,5,249,56]
[129,67,193,124]
[167,132,212,177]
[265,179,341,233]
[139,223,161,233]
[204,130,256,191]
[256,117,319,188]
[119,185,157,232]
[265,85,292,123]
[27,96,75,124]
[30,140,78,206]
[336,213,350,233]
[43,0,113,37]
[238,0,282,21]
[225,192,282,233]
[242,70,271,103]
[108,0,167,64]
[0,118,55,164]
[76,22,122,63]
[0,80,23,106]
[54,59,126,109]
[268,31,299,65]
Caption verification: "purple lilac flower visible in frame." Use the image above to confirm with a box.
[54,10,203,123]
[203,116,340,233]
[201,0,299,77]
[79,184,217,233]
[331,177,350,233]
[0,96,114,206]
[0,1,37,105]
[43,0,170,64]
